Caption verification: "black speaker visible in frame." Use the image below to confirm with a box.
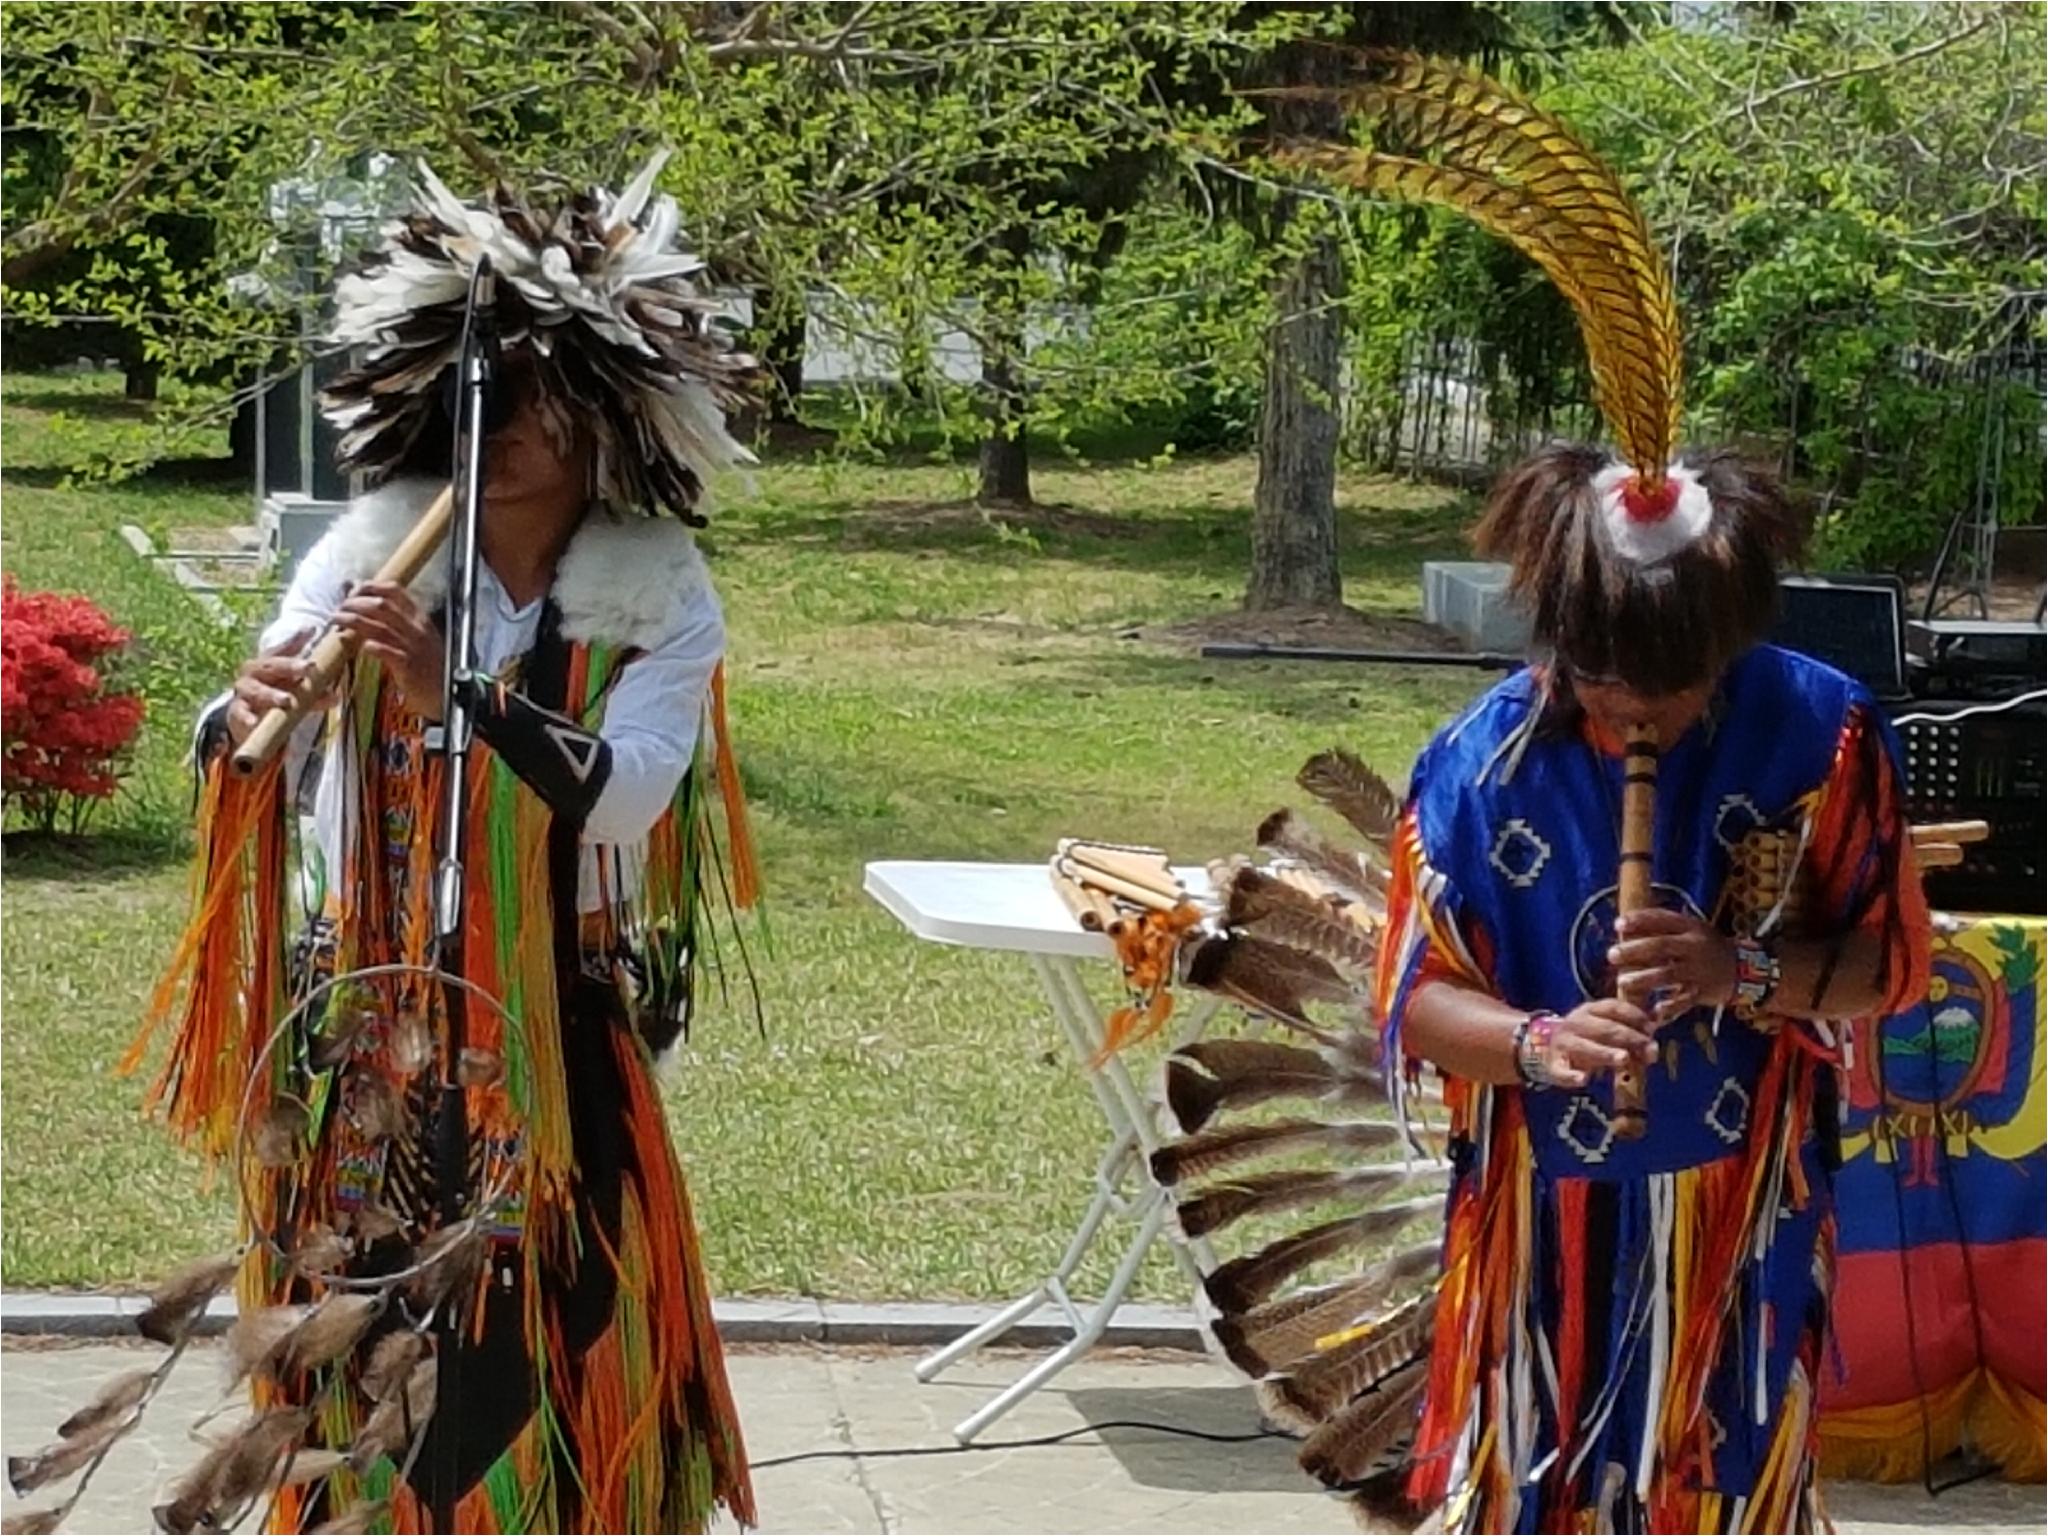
[1892,693,2046,916]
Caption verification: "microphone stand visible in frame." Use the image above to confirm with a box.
[425,253,495,1532]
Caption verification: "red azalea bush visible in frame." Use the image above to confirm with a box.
[2,576,146,832]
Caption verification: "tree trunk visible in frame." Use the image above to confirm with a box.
[976,224,1034,508]
[124,357,161,401]
[1247,215,1345,611]
[977,337,1031,507]
[762,306,805,424]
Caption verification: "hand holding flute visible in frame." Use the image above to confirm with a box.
[1609,724,1659,1141]
[228,487,456,776]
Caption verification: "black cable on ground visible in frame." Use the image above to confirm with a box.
[752,1419,1288,1470]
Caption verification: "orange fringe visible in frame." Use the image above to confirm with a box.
[709,661,760,910]
[1819,1368,2046,1484]
[121,755,288,1158]
[606,1021,755,1527]
[1094,901,1206,1061]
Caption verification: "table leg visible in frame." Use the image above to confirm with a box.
[915,954,1231,1443]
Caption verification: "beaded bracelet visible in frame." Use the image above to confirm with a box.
[1512,1010,1561,1089]
[1732,935,1782,1021]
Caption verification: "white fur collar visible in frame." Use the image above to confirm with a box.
[316,478,713,652]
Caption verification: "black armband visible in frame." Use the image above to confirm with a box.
[458,676,613,825]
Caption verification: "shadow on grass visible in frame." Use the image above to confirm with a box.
[0,387,159,420]
[0,456,246,491]
[2,825,190,880]
[724,494,1468,588]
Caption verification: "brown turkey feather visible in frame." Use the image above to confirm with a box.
[1211,1275,1383,1378]
[1182,935,1361,1045]
[1164,1039,1382,1134]
[1,1507,64,1534]
[1298,1356,1429,1488]
[1150,1115,1403,1185]
[1177,1164,1427,1239]
[1204,1199,1439,1314]
[1222,865,1347,932]
[1268,1292,1436,1426]
[1257,809,1390,900]
[1297,749,1402,847]
[280,1292,382,1376]
[1187,931,1353,1009]
[136,1251,243,1345]
[56,1365,154,1440]
[1238,902,1380,981]
[1214,1241,1440,1378]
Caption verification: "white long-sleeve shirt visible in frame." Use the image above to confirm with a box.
[241,512,725,914]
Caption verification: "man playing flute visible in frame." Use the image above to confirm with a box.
[125,159,760,1533]
[1270,54,1935,1534]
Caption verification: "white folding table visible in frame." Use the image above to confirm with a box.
[862,859,1221,1443]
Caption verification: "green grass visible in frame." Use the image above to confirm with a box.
[1,372,1486,1299]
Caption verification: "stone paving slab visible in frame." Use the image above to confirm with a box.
[2,1341,2038,1534]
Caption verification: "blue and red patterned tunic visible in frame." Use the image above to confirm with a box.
[1377,645,1931,1533]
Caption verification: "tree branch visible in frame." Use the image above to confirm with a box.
[1663,11,1998,163]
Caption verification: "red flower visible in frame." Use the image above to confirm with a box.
[2,579,145,831]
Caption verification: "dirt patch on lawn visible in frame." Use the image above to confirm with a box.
[1147,603,1464,654]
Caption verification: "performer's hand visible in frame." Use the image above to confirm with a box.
[226,629,336,747]
[337,581,445,721]
[1610,908,1738,1023]
[1541,999,1660,1089]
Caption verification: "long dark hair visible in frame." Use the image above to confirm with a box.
[1474,444,1810,698]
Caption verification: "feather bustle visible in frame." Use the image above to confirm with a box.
[1297,1357,1430,1488]
[1203,1200,1439,1315]
[1150,1116,1403,1186]
[1295,750,1403,848]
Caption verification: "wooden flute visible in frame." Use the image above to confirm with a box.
[1611,724,1658,1141]
[229,486,456,778]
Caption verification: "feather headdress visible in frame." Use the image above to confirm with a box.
[1267,51,1807,692]
[320,153,754,526]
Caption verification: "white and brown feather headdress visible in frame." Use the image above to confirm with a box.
[321,154,754,526]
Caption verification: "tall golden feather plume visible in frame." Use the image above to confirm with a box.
[1259,49,1681,478]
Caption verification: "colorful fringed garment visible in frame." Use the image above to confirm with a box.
[1376,645,1933,1534]
[127,591,759,1533]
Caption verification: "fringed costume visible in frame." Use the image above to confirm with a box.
[1130,50,1934,1536]
[120,159,762,1534]
[1376,653,1930,1532]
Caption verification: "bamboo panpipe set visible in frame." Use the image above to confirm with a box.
[1049,841,1190,931]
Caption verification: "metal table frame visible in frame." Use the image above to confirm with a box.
[911,951,1219,1443]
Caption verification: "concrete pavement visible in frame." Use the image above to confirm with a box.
[2,1340,2038,1534]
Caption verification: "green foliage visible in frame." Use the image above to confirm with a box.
[4,2,2040,561]
[1531,1,2045,566]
